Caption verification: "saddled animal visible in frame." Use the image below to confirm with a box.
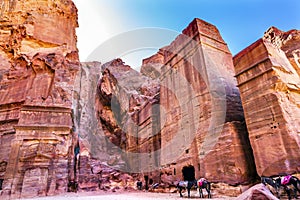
[177,180,197,198]
[178,165,198,198]
[197,178,211,198]
[276,175,300,200]
[261,176,280,197]
[262,175,300,200]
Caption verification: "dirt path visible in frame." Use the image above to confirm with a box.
[20,191,236,200]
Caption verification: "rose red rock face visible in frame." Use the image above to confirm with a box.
[142,18,256,185]
[2,1,299,197]
[264,27,300,74]
[233,28,300,176]
[0,0,79,198]
[96,18,257,187]
[96,59,161,172]
[141,50,164,79]
[87,58,162,189]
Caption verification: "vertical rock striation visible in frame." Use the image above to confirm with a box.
[233,27,300,176]
[0,0,79,198]
[2,1,299,196]
[69,60,145,192]
[97,18,257,187]
[141,18,257,185]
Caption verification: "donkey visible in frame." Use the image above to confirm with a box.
[177,180,197,198]
[261,176,281,198]
[276,175,300,200]
[177,165,197,198]
[197,178,211,198]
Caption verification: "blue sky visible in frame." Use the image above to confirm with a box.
[73,0,300,69]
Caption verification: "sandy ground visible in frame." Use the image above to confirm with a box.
[19,191,236,200]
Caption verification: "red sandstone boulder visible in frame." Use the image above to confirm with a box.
[236,184,279,200]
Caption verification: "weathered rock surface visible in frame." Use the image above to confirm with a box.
[140,50,164,79]
[97,58,161,175]
[236,183,279,200]
[233,28,300,176]
[93,19,257,188]
[72,60,146,193]
[71,58,161,191]
[72,61,107,160]
[1,0,299,198]
[264,27,300,76]
[0,0,79,198]
[143,18,256,185]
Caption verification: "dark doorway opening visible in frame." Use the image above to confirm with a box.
[0,179,4,190]
[182,165,195,181]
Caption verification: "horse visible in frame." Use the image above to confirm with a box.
[261,176,281,197]
[197,178,211,198]
[275,175,300,200]
[177,180,197,198]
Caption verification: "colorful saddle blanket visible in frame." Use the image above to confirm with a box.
[198,178,206,187]
[281,175,292,185]
[178,181,188,188]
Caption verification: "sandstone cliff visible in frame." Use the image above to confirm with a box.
[233,27,300,176]
[143,18,256,185]
[97,58,161,174]
[0,0,299,198]
[0,0,79,198]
